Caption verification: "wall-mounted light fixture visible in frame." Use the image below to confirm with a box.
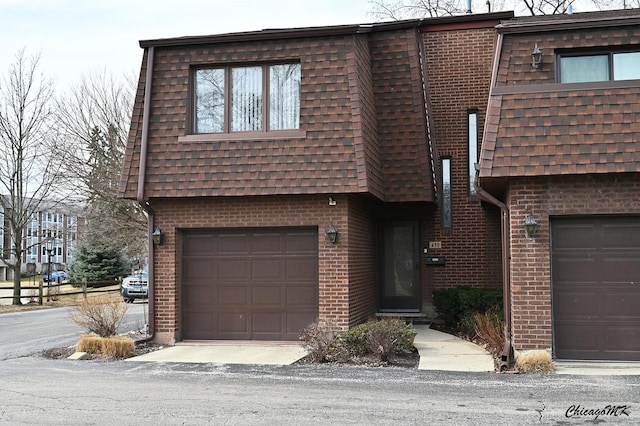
[328,197,336,206]
[152,226,164,247]
[531,44,542,69]
[524,211,538,239]
[326,224,338,244]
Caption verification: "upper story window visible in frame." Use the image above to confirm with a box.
[559,50,640,83]
[441,158,452,229]
[194,63,301,134]
[467,111,478,196]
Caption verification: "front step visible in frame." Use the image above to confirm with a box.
[376,311,431,325]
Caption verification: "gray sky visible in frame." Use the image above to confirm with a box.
[1,0,375,92]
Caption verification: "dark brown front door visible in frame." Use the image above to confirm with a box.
[379,222,421,312]
[181,228,318,341]
[552,216,640,361]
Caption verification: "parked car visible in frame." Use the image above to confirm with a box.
[43,271,67,282]
[121,271,148,303]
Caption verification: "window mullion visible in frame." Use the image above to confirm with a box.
[609,52,613,80]
[263,65,269,131]
[224,67,231,133]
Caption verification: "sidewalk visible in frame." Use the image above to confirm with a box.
[411,325,495,372]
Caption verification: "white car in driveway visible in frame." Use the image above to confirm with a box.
[121,272,148,303]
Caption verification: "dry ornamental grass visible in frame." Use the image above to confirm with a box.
[77,334,136,359]
[515,350,555,374]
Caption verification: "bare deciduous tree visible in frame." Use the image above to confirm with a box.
[369,0,467,18]
[369,0,630,18]
[56,71,147,264]
[0,49,69,304]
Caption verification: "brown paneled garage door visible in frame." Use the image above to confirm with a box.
[181,228,318,341]
[552,216,640,360]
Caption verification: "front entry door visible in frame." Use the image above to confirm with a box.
[379,222,421,312]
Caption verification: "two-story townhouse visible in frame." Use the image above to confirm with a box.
[477,9,640,361]
[119,12,512,344]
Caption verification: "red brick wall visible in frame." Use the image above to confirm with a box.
[509,173,640,351]
[421,27,503,304]
[150,194,378,342]
[346,196,378,326]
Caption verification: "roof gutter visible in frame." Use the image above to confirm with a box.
[496,14,640,34]
[137,46,155,341]
[475,32,512,369]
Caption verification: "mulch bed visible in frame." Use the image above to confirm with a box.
[294,347,420,368]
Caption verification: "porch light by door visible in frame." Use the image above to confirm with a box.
[524,211,538,239]
[326,224,338,244]
[152,226,164,247]
[531,44,542,69]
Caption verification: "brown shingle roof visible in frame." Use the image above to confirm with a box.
[481,87,640,178]
[479,13,640,180]
[119,30,435,202]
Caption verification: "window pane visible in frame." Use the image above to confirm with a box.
[232,66,262,131]
[442,158,452,228]
[468,112,478,195]
[270,64,300,130]
[195,69,225,133]
[613,52,640,81]
[560,55,608,83]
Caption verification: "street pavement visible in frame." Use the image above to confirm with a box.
[1,307,639,424]
[0,302,148,360]
[0,356,638,425]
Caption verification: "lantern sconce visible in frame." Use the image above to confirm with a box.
[152,226,164,247]
[326,224,338,244]
[531,43,542,69]
[524,211,538,239]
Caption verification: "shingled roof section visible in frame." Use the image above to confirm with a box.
[479,10,640,180]
[119,22,437,203]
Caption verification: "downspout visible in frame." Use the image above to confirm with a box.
[137,46,155,340]
[474,173,511,369]
[474,32,512,369]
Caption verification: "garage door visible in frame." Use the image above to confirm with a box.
[181,228,318,340]
[552,217,640,360]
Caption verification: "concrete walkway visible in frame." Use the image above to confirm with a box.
[412,325,495,372]
[127,324,495,372]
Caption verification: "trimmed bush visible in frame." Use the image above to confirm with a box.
[433,286,502,328]
[69,294,128,337]
[298,320,341,362]
[340,323,369,356]
[365,318,416,362]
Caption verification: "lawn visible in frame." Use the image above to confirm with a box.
[0,280,121,314]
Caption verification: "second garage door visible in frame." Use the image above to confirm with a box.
[181,228,318,341]
[552,216,640,361]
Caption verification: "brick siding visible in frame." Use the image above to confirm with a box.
[421,26,503,303]
[509,173,640,351]
[150,194,380,342]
